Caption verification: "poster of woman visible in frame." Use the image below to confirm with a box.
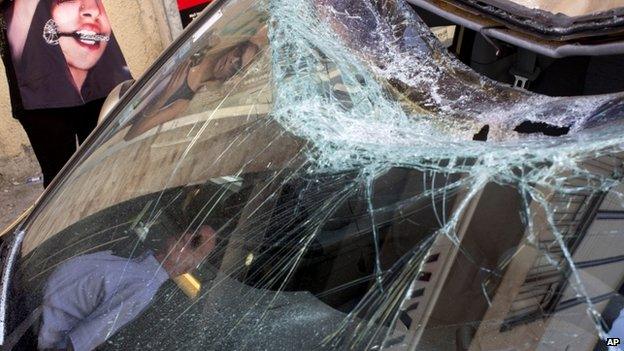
[4,0,131,110]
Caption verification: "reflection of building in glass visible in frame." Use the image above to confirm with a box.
[393,156,624,350]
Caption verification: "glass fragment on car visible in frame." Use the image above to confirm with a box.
[4,0,624,350]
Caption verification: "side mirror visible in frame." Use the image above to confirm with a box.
[98,79,135,124]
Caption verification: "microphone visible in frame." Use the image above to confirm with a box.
[59,32,110,43]
[43,19,110,45]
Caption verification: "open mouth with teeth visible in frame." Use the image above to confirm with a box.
[72,30,110,47]
[43,19,111,47]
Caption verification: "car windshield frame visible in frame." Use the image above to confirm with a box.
[3,0,624,349]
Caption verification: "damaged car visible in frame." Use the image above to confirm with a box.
[410,0,624,94]
[2,0,624,350]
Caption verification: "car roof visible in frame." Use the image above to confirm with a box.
[409,0,624,57]
[504,0,624,17]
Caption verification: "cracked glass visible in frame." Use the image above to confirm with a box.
[5,0,624,350]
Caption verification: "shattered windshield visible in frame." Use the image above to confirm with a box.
[6,0,624,350]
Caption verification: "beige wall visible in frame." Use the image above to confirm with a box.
[0,0,171,179]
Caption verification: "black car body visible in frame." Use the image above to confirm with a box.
[2,0,624,350]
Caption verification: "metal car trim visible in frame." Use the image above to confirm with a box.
[0,206,32,239]
[0,229,25,346]
[409,0,624,58]
[456,0,624,39]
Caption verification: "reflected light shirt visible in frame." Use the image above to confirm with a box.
[610,309,624,351]
[38,250,170,351]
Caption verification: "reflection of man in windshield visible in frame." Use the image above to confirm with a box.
[38,225,216,351]
[123,27,267,140]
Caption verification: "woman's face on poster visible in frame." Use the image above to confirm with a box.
[52,0,111,73]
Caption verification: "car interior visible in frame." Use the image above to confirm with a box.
[6,166,461,349]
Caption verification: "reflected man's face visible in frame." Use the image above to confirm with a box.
[52,0,111,72]
[164,225,217,277]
